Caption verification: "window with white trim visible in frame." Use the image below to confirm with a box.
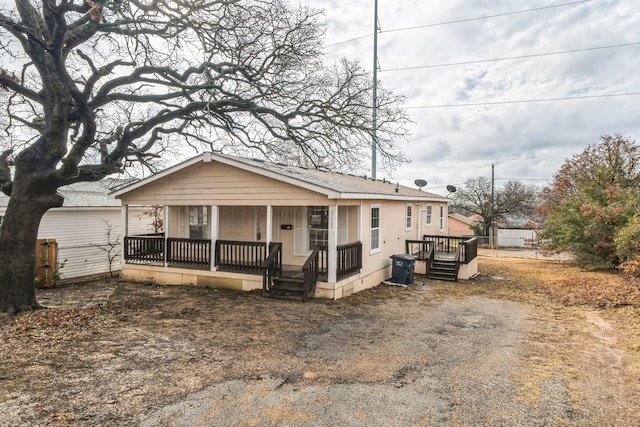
[439,205,445,231]
[426,205,432,226]
[405,204,412,231]
[370,205,381,253]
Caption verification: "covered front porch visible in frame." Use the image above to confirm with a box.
[121,204,363,300]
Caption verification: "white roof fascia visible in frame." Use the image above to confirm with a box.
[336,193,449,202]
[110,152,448,202]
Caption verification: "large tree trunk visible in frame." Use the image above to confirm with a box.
[0,181,63,314]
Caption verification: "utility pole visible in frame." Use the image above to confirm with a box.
[371,0,379,179]
[490,163,495,249]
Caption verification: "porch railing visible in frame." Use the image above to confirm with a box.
[124,237,365,282]
[124,236,164,264]
[302,246,321,301]
[423,235,477,264]
[406,239,435,260]
[167,238,211,267]
[406,239,435,276]
[262,242,282,294]
[336,241,362,280]
[215,240,266,273]
[316,242,362,281]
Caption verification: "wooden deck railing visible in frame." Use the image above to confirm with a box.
[167,238,211,267]
[124,236,164,264]
[215,240,266,273]
[302,246,321,301]
[423,235,477,264]
[262,242,282,294]
[124,237,365,284]
[406,239,435,260]
[336,241,362,280]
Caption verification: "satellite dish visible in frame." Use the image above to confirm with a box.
[414,179,428,190]
[446,185,457,193]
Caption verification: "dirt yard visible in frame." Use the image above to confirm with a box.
[1,256,640,426]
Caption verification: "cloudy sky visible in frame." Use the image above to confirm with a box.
[300,0,640,195]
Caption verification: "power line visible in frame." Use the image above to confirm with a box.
[381,41,640,73]
[324,0,592,47]
[404,92,640,109]
[325,34,370,48]
[382,0,593,34]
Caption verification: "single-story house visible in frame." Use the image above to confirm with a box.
[112,152,478,300]
[448,212,476,237]
[0,180,155,282]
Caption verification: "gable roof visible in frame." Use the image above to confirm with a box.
[0,179,127,208]
[112,152,449,202]
[448,213,476,225]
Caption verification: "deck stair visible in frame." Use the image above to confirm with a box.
[266,267,307,300]
[427,259,458,282]
[268,275,306,300]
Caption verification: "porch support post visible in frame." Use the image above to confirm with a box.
[327,205,338,283]
[210,205,218,271]
[163,206,169,267]
[266,205,273,248]
[121,204,129,266]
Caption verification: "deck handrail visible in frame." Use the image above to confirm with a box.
[124,235,164,264]
[167,237,211,266]
[302,246,321,301]
[461,237,478,263]
[215,240,266,273]
[336,241,362,280]
[422,235,478,265]
[262,242,282,294]
[406,239,435,260]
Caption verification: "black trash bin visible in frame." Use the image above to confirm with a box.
[390,254,417,285]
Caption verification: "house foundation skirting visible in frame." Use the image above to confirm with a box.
[315,265,390,300]
[122,263,391,300]
[121,264,262,291]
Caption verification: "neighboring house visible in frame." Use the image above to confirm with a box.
[448,213,475,237]
[0,180,154,282]
[112,152,478,300]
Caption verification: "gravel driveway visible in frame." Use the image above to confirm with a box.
[138,295,587,426]
[3,259,638,426]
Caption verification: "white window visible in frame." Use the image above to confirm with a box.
[370,205,381,253]
[439,205,445,231]
[426,205,432,226]
[405,204,412,231]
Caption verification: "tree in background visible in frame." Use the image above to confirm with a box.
[451,177,538,235]
[0,0,409,314]
[538,134,640,269]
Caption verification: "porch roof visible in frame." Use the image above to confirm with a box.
[111,152,449,202]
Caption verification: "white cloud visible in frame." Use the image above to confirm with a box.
[304,0,640,194]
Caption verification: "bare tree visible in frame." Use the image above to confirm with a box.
[0,0,409,313]
[92,220,120,278]
[451,177,538,235]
